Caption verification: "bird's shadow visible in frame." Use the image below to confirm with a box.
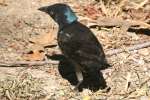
[47,54,108,92]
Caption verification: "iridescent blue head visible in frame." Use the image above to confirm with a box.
[38,3,78,29]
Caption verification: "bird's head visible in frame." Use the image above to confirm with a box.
[38,3,77,29]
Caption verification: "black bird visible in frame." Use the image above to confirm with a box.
[38,3,110,90]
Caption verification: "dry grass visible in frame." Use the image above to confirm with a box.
[0,0,149,99]
[0,72,47,100]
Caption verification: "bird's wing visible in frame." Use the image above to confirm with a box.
[60,22,110,69]
[65,36,108,69]
[76,42,105,61]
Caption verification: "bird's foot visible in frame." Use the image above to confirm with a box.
[73,81,82,91]
[100,86,111,93]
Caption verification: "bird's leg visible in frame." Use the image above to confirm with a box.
[70,60,83,90]
[74,65,83,90]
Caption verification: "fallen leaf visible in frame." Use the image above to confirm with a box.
[29,30,57,47]
[23,45,45,61]
[23,50,45,61]
[82,4,104,20]
[0,0,7,6]
[24,30,58,61]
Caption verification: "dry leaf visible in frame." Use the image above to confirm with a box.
[25,30,57,61]
[29,30,57,47]
[0,0,7,6]
[23,50,45,61]
[82,4,104,20]
[23,45,45,61]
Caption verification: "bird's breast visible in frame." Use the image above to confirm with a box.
[58,31,71,51]
[58,31,72,43]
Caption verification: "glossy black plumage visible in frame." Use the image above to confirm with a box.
[58,21,109,69]
[38,3,110,91]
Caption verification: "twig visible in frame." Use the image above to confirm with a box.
[91,18,150,29]
[5,90,12,100]
[125,72,131,91]
[100,0,107,16]
[0,60,59,67]
[114,0,128,17]
[140,77,150,88]
[48,41,150,57]
[106,41,150,56]
[135,0,149,9]
[0,41,149,67]
[120,76,150,99]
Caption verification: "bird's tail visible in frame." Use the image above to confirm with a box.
[82,68,107,91]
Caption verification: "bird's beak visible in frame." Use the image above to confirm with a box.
[38,6,48,13]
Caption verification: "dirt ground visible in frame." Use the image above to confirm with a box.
[0,0,150,100]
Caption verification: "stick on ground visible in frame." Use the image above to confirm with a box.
[106,41,150,56]
[0,60,59,67]
[0,41,149,67]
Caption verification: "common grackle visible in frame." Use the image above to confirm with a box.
[38,3,110,91]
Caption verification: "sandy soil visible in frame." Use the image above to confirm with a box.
[0,0,150,99]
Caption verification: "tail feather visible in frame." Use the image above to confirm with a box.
[82,68,107,91]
